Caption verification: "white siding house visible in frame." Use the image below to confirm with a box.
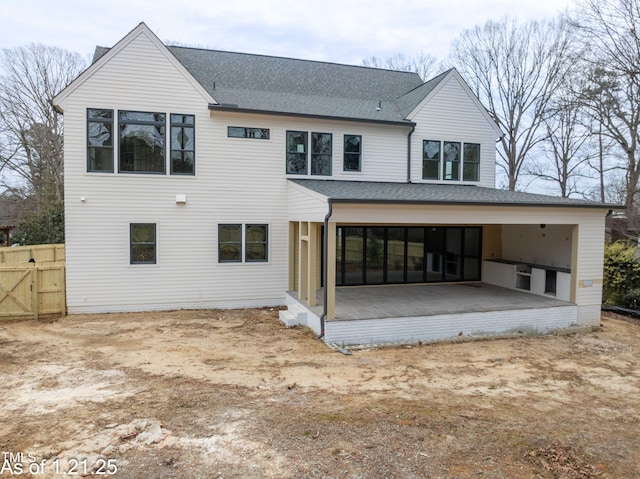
[53,23,614,345]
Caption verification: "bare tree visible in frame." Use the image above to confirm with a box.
[570,0,640,210]
[362,51,440,80]
[448,17,575,190]
[0,44,85,203]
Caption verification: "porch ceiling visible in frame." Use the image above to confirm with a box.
[305,283,572,321]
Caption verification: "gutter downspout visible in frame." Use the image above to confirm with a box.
[319,199,334,339]
[407,125,416,183]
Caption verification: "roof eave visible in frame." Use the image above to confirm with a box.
[208,104,416,127]
[326,198,620,210]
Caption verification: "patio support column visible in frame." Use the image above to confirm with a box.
[307,222,318,306]
[570,224,579,303]
[288,222,296,292]
[326,221,336,320]
[298,222,309,302]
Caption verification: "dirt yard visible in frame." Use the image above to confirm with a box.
[0,308,639,479]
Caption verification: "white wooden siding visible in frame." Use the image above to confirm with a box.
[408,74,499,188]
[62,31,291,312]
[287,182,329,222]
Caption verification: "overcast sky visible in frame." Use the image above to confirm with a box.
[2,0,576,67]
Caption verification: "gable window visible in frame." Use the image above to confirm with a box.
[87,109,114,172]
[218,224,242,262]
[286,130,308,174]
[119,111,166,174]
[344,135,362,172]
[218,224,269,263]
[245,224,268,262]
[311,133,332,175]
[228,127,270,139]
[170,114,195,175]
[422,140,441,180]
[463,143,480,181]
[130,223,156,264]
[443,141,460,181]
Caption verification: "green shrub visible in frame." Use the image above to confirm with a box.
[603,242,640,305]
[621,288,640,309]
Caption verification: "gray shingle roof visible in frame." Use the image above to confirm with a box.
[290,179,614,209]
[93,44,446,123]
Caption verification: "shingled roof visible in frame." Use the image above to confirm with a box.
[93,43,448,124]
[290,179,615,209]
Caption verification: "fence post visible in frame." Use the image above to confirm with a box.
[31,264,39,321]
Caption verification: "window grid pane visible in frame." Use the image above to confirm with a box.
[170,114,195,175]
[228,127,270,139]
[119,111,166,174]
[443,141,461,181]
[463,143,480,181]
[311,132,332,176]
[286,131,308,174]
[422,140,440,180]
[343,135,362,172]
[130,223,156,264]
[246,224,268,262]
[219,224,242,262]
[87,109,114,172]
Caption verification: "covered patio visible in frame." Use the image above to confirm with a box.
[283,179,610,345]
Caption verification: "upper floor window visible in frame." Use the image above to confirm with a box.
[87,109,114,172]
[443,141,460,181]
[422,140,440,180]
[286,130,332,176]
[170,114,195,175]
[286,131,308,174]
[119,111,166,174]
[422,140,479,182]
[343,135,362,172]
[463,143,480,181]
[311,133,332,175]
[228,127,270,139]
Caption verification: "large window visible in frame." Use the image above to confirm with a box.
[286,130,332,176]
[286,131,308,174]
[218,224,269,263]
[336,226,482,285]
[422,140,440,180]
[119,111,166,174]
[463,143,480,181]
[423,140,480,182]
[87,109,114,172]
[130,223,156,265]
[170,114,195,175]
[344,134,362,172]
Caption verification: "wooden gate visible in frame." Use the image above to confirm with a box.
[0,245,67,319]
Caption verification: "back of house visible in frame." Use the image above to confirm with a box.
[53,23,611,344]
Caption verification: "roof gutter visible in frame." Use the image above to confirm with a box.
[319,199,334,339]
[208,103,416,127]
[324,198,621,210]
[407,124,416,183]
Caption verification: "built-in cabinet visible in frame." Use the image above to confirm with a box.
[484,260,571,302]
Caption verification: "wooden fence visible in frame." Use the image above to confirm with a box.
[0,244,66,320]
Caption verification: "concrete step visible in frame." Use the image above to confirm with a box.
[279,307,307,327]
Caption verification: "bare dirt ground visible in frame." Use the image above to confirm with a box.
[0,308,639,479]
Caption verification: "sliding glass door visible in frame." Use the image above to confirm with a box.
[336,226,482,286]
